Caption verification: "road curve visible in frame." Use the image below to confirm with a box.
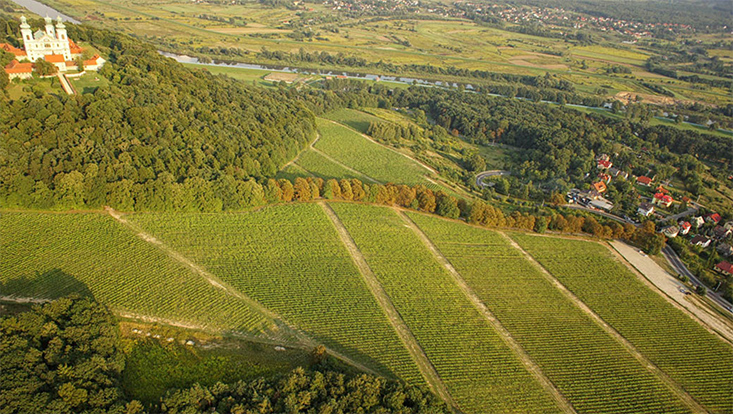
[662,246,733,315]
[475,170,511,188]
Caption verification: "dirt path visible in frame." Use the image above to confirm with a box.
[105,207,380,376]
[609,241,733,344]
[309,146,382,184]
[502,232,707,414]
[0,295,51,304]
[283,132,320,169]
[396,211,577,414]
[319,202,457,410]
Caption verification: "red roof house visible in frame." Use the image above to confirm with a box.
[652,192,673,208]
[4,60,33,79]
[705,213,722,224]
[0,43,26,57]
[68,39,83,55]
[679,221,691,235]
[716,261,733,276]
[597,159,612,169]
[636,176,653,186]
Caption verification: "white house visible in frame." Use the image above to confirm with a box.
[638,202,654,217]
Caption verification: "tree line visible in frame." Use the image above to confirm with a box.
[0,296,450,413]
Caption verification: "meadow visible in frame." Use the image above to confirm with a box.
[511,234,733,414]
[408,213,691,414]
[0,212,272,333]
[127,203,425,384]
[330,202,562,414]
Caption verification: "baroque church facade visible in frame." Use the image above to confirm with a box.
[20,15,79,61]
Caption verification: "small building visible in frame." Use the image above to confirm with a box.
[690,235,711,248]
[592,181,607,195]
[715,261,733,276]
[597,159,613,170]
[713,225,731,240]
[705,213,722,224]
[3,59,34,79]
[589,198,614,211]
[636,176,653,186]
[652,192,673,208]
[638,202,654,217]
[81,54,105,71]
[662,226,679,238]
[44,53,66,72]
[0,43,27,58]
[608,167,629,180]
[655,185,669,195]
[692,216,705,228]
[679,221,691,235]
[717,243,733,257]
[597,173,612,184]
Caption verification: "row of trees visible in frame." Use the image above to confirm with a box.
[0,296,450,413]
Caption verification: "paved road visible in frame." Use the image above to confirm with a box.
[475,170,511,188]
[660,207,698,224]
[663,245,733,314]
[562,204,632,225]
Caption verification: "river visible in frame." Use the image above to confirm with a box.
[7,0,79,23]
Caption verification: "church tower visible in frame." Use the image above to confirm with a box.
[19,16,32,44]
[55,16,67,42]
[44,16,55,37]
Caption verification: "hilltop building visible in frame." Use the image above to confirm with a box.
[1,16,105,79]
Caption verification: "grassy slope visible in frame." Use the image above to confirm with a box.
[0,212,271,333]
[511,234,733,414]
[127,203,424,384]
[330,202,561,414]
[409,213,690,414]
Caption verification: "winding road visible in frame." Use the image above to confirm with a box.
[475,170,511,188]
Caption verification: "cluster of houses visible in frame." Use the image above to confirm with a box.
[1,16,105,80]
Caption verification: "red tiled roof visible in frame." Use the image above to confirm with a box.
[44,54,65,63]
[706,213,722,223]
[654,193,673,203]
[68,39,83,54]
[83,54,101,66]
[680,222,691,230]
[4,60,33,73]
[597,159,612,168]
[0,43,26,57]
[636,176,653,185]
[716,261,733,274]
[592,181,607,193]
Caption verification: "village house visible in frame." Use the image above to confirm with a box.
[692,216,705,228]
[662,225,679,238]
[608,167,629,180]
[597,172,612,184]
[597,159,612,170]
[705,213,722,225]
[690,235,711,248]
[638,202,654,217]
[713,225,731,240]
[591,181,607,197]
[652,192,673,208]
[1,16,105,79]
[636,176,653,186]
[679,221,691,235]
[715,261,733,277]
[717,243,733,257]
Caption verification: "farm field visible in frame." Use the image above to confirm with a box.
[313,118,434,186]
[408,213,691,414]
[511,234,733,414]
[295,148,370,182]
[330,202,562,414]
[127,203,424,383]
[0,212,272,333]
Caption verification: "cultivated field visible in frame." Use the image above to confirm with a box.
[330,203,562,414]
[127,203,425,383]
[0,212,271,333]
[408,213,691,414]
[511,234,733,414]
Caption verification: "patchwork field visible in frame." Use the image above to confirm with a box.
[408,213,690,414]
[126,203,424,384]
[511,234,733,414]
[0,212,271,333]
[3,203,732,413]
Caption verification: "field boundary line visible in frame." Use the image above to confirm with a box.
[104,207,380,376]
[321,118,436,174]
[0,295,51,304]
[283,132,320,169]
[309,146,382,184]
[319,201,458,411]
[397,210,577,414]
[607,241,733,346]
[501,232,707,414]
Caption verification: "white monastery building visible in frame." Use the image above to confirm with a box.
[2,16,105,79]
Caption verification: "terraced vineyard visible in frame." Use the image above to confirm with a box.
[511,234,733,414]
[330,203,562,414]
[0,213,271,333]
[408,213,691,414]
[314,118,432,185]
[128,203,424,383]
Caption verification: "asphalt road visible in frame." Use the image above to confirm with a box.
[475,170,511,188]
[562,204,631,225]
[662,245,733,314]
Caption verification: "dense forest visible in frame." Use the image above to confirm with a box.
[1,16,316,210]
[0,296,449,413]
